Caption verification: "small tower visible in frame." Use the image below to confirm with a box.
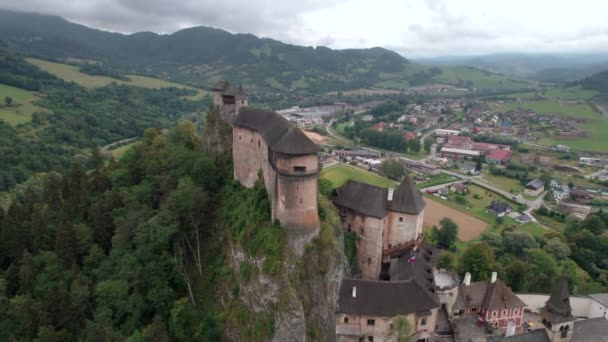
[211,81,229,107]
[540,276,575,342]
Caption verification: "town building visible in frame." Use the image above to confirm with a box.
[524,179,545,197]
[553,145,570,153]
[487,149,512,166]
[486,201,512,217]
[333,149,381,159]
[441,147,480,160]
[213,82,321,255]
[331,176,425,279]
[400,158,441,175]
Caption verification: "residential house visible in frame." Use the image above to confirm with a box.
[524,179,545,197]
[487,149,513,166]
[486,201,512,217]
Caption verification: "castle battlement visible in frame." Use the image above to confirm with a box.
[212,82,321,256]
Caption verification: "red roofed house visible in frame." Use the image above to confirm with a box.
[372,122,387,132]
[445,135,473,149]
[472,142,511,154]
[404,132,416,140]
[487,149,512,166]
[453,272,526,330]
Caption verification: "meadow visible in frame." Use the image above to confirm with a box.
[0,84,48,125]
[500,99,608,152]
[26,58,207,99]
[320,163,397,189]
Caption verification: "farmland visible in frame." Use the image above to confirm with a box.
[26,58,207,99]
[0,84,49,125]
[320,163,397,189]
[423,198,488,241]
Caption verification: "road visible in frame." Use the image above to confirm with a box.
[439,169,546,210]
[326,120,352,145]
[101,137,138,151]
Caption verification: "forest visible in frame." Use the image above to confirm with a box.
[0,49,203,190]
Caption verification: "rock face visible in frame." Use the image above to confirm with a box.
[224,196,346,341]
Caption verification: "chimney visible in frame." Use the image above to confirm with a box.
[491,271,497,284]
[352,286,357,298]
[463,272,471,286]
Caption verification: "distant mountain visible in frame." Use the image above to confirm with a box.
[0,10,529,93]
[580,70,608,100]
[418,53,608,83]
[0,10,410,91]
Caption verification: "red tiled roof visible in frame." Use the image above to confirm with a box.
[487,149,512,162]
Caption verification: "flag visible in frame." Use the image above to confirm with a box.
[408,255,416,264]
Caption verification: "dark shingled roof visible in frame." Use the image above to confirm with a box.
[337,278,439,316]
[233,107,321,155]
[540,275,574,324]
[489,329,550,342]
[332,180,388,218]
[223,85,248,99]
[572,317,608,342]
[390,175,426,215]
[454,279,525,311]
[483,279,526,310]
[454,281,490,310]
[212,80,230,91]
[389,242,438,286]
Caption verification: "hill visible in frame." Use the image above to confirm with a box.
[0,10,527,92]
[419,53,608,83]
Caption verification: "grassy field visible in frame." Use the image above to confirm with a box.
[320,163,397,189]
[499,99,608,152]
[481,174,524,194]
[0,84,49,125]
[109,141,140,159]
[416,173,458,189]
[27,58,207,99]
[424,184,519,226]
[543,86,598,100]
[517,222,545,237]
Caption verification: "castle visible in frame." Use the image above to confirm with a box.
[332,176,425,279]
[212,81,321,254]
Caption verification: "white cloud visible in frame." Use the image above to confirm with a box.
[2,0,608,57]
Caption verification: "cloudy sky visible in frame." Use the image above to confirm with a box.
[2,0,608,57]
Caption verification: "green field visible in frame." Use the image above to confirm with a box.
[517,222,545,237]
[109,141,140,159]
[481,174,525,194]
[425,184,519,226]
[320,164,397,189]
[27,58,207,99]
[0,84,49,125]
[543,86,598,100]
[500,99,608,152]
[416,173,458,189]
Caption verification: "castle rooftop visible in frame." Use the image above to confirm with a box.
[337,277,439,317]
[233,107,321,155]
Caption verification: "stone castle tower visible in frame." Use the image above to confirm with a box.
[211,81,321,255]
[540,275,575,342]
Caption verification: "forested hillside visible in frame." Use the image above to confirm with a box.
[0,10,530,93]
[0,49,203,190]
[580,70,608,100]
[0,117,344,341]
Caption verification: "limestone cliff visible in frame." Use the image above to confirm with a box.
[216,182,345,341]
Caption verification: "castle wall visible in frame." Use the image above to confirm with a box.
[233,126,265,188]
[383,210,424,250]
[339,208,384,280]
[336,310,437,341]
[232,125,320,255]
[212,90,223,106]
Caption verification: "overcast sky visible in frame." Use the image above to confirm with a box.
[2,0,608,57]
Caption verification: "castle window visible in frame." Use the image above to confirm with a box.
[367,319,375,326]
[241,100,245,104]
[502,309,507,317]
[367,258,372,264]
[300,198,302,204]
[367,336,374,342]
[294,166,306,172]
[258,140,260,148]
[239,135,242,140]
[344,316,349,323]
[514,308,519,316]
[421,317,427,326]
[399,217,404,222]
